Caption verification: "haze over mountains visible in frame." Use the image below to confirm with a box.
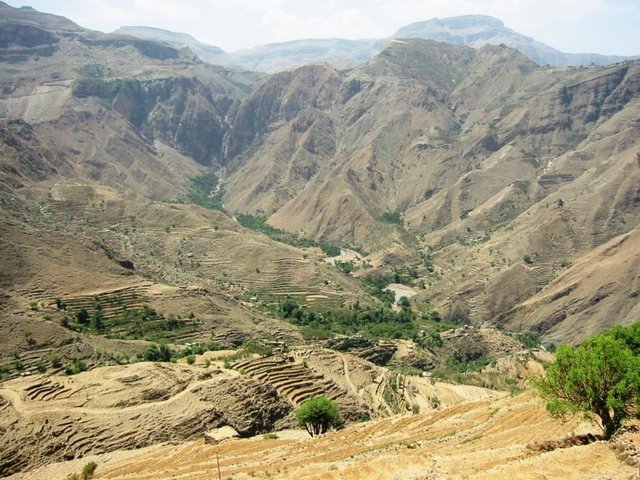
[116,14,638,73]
[1,2,640,477]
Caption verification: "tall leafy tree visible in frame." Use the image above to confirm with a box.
[533,332,640,438]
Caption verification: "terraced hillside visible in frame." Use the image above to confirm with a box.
[233,356,358,410]
[0,362,292,477]
[238,348,501,419]
[17,391,639,480]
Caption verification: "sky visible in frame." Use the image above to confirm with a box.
[5,0,640,55]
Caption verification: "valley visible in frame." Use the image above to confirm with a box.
[0,1,639,478]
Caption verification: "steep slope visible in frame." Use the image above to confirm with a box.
[220,38,640,340]
[0,2,364,380]
[14,391,640,480]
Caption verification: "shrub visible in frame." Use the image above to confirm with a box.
[382,210,402,224]
[76,308,89,325]
[186,355,196,365]
[143,344,172,362]
[82,461,97,479]
[49,353,62,368]
[36,360,47,373]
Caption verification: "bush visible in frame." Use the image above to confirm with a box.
[82,461,97,479]
[295,396,342,436]
[186,355,196,365]
[36,360,47,373]
[320,243,341,257]
[143,344,172,362]
[382,210,402,224]
[76,308,89,325]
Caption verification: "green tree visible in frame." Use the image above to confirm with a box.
[143,344,172,362]
[533,333,640,438]
[295,396,342,437]
[76,308,89,325]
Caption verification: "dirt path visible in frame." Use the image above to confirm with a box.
[338,353,358,395]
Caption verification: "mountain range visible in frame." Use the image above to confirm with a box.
[116,14,637,72]
[1,2,640,477]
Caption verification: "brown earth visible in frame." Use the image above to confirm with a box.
[0,348,504,477]
[8,391,639,480]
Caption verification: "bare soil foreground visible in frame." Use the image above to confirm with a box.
[8,391,640,480]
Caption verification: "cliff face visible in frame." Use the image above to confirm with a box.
[73,76,233,165]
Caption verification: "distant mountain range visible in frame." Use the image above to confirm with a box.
[115,15,638,72]
[395,16,633,67]
[113,26,236,67]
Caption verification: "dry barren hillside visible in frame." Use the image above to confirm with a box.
[218,38,640,342]
[1,3,640,478]
[0,1,367,380]
[9,390,640,480]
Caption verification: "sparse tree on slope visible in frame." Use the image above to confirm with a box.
[533,331,640,439]
[295,396,342,437]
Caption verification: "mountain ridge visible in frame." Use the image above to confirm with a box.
[113,13,638,72]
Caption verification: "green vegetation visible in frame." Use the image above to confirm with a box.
[235,214,360,257]
[65,460,98,480]
[65,358,87,375]
[320,243,341,257]
[220,339,275,364]
[60,304,194,343]
[73,77,127,102]
[236,213,315,248]
[335,261,355,275]
[36,360,47,373]
[360,272,395,305]
[295,396,342,436]
[142,343,172,362]
[278,297,418,340]
[517,332,541,350]
[187,172,225,212]
[533,323,640,438]
[522,254,533,264]
[382,210,403,224]
[82,461,98,480]
[137,341,224,364]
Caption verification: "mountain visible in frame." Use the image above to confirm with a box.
[2,0,639,348]
[231,38,385,73]
[0,0,360,392]
[219,38,640,342]
[394,15,636,67]
[113,26,237,67]
[2,4,640,477]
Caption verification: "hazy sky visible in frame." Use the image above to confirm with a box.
[5,0,639,54]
